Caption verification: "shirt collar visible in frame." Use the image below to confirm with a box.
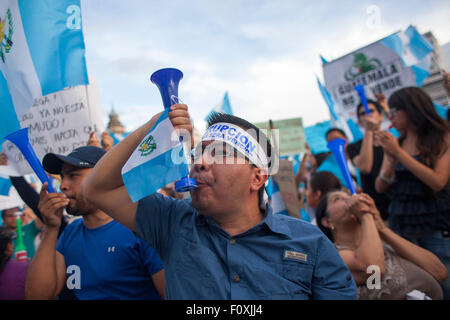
[261,204,293,239]
[198,203,292,239]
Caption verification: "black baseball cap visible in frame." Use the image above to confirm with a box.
[43,146,106,174]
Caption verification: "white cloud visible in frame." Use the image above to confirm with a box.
[81,0,450,133]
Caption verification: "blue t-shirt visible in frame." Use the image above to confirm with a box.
[136,193,357,300]
[56,219,163,300]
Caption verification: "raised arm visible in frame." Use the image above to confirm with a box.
[25,183,68,299]
[394,141,450,192]
[380,227,447,283]
[351,113,381,174]
[82,104,191,232]
[338,195,386,286]
[376,132,450,192]
[82,114,161,231]
[352,133,374,174]
[358,194,448,283]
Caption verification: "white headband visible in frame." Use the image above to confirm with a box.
[202,122,269,169]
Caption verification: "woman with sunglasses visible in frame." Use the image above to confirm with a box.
[374,86,450,299]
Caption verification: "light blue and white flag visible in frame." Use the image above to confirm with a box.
[122,110,189,202]
[316,76,338,121]
[0,177,12,196]
[381,25,433,86]
[108,129,131,146]
[266,177,289,216]
[205,91,233,120]
[381,25,433,67]
[317,76,358,141]
[0,0,88,140]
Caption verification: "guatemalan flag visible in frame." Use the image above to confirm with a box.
[108,129,131,146]
[122,110,190,202]
[316,76,362,143]
[381,25,434,87]
[0,0,88,142]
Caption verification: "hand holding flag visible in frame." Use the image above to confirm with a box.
[122,104,193,202]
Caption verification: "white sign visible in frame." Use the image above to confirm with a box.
[323,40,418,123]
[1,79,105,176]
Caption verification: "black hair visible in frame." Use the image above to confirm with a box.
[309,171,341,197]
[325,127,347,140]
[356,99,383,121]
[0,226,13,273]
[388,87,450,169]
[313,152,331,168]
[206,112,274,205]
[315,191,340,242]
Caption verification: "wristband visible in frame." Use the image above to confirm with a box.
[379,172,395,184]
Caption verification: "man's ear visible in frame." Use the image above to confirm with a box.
[250,167,268,192]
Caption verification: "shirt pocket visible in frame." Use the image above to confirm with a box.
[171,236,222,299]
[282,261,314,297]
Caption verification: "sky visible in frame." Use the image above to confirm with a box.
[80,0,450,133]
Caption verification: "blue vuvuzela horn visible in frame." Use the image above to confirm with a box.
[5,128,55,193]
[354,84,370,115]
[150,68,197,192]
[327,138,356,195]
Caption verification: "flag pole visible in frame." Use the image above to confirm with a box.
[84,84,95,137]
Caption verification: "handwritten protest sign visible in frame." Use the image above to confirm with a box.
[272,159,300,218]
[1,79,105,176]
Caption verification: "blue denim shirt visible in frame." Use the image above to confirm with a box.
[136,193,357,300]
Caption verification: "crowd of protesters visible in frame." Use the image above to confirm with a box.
[0,82,449,300]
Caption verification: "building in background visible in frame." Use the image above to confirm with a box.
[107,108,126,135]
[422,32,449,106]
[442,41,450,72]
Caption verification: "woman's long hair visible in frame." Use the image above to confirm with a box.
[388,87,450,168]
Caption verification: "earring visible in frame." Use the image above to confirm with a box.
[330,225,335,231]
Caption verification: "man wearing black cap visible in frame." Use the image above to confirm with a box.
[25,146,165,300]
